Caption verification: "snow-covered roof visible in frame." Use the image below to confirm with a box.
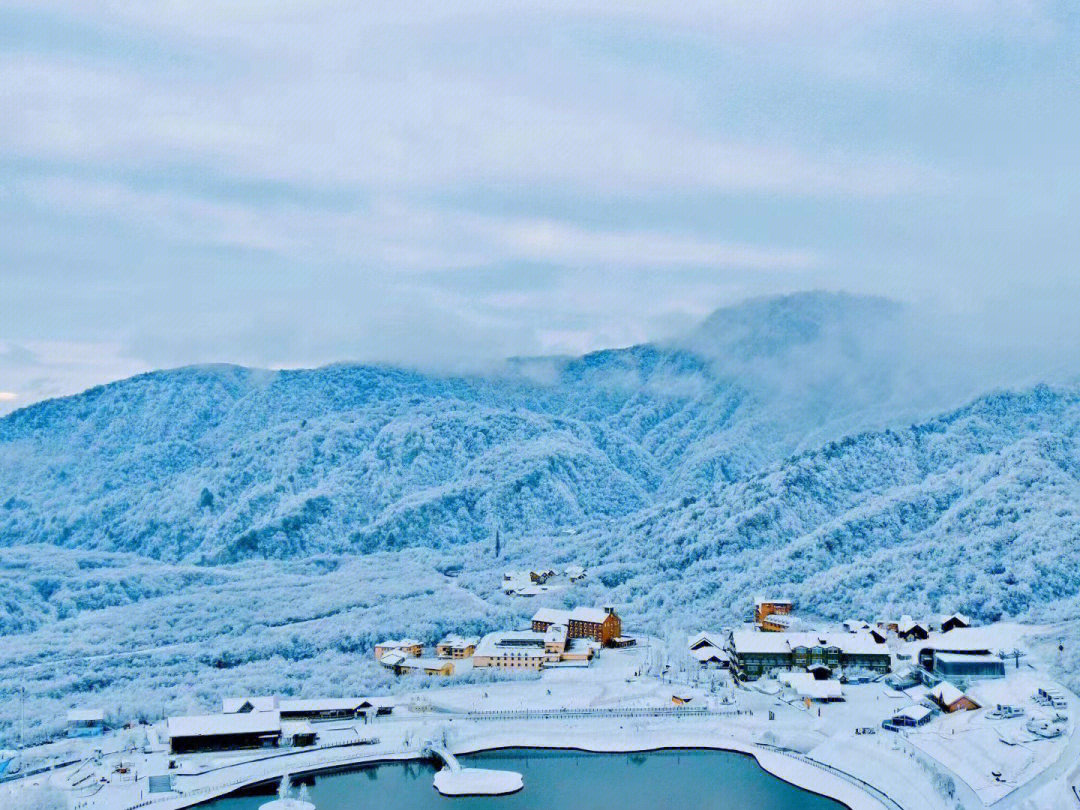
[279,698,372,713]
[281,720,316,736]
[732,630,884,656]
[763,613,799,628]
[475,630,548,657]
[688,631,726,650]
[894,704,932,723]
[755,597,793,606]
[397,657,449,671]
[919,628,997,653]
[933,652,1002,666]
[690,647,730,663]
[570,607,612,624]
[379,652,406,666]
[532,607,571,624]
[732,630,789,653]
[544,624,568,643]
[377,638,421,648]
[438,635,479,648]
[67,709,104,723]
[167,711,281,739]
[532,606,613,625]
[222,696,279,714]
[779,673,843,700]
[843,619,869,631]
[929,682,967,706]
[940,612,971,626]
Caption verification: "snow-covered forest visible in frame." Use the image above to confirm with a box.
[3,292,1080,745]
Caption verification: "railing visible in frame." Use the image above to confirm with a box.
[459,706,748,720]
[119,746,412,810]
[757,744,905,810]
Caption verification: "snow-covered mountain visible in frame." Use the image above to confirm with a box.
[4,291,1080,744]
[0,293,936,561]
[1,291,1077,618]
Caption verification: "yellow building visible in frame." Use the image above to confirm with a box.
[397,658,454,676]
[374,638,423,659]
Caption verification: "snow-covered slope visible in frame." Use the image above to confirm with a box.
[1,291,1078,621]
[575,385,1080,625]
[4,292,1080,744]
[1,293,928,562]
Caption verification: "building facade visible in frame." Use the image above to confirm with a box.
[754,598,793,626]
[531,606,621,645]
[730,631,891,680]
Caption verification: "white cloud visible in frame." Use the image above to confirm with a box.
[14,174,819,271]
[0,341,149,415]
[0,43,941,198]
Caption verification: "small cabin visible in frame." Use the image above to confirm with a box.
[928,682,980,713]
[890,705,932,728]
[940,613,972,633]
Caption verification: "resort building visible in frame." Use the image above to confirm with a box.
[916,629,997,671]
[729,631,891,680]
[932,652,1005,681]
[373,639,423,659]
[531,606,621,646]
[761,613,800,632]
[396,658,455,676]
[754,598,793,627]
[436,636,478,659]
[473,629,596,670]
[167,711,282,754]
[928,682,980,713]
[473,631,550,670]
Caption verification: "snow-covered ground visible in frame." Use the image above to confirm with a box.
[5,629,1079,810]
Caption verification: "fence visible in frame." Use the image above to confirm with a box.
[459,706,748,721]
[118,745,412,810]
[757,744,906,810]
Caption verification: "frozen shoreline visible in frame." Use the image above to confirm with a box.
[93,723,890,810]
[446,726,892,810]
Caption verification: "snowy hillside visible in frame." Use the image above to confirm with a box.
[0,292,961,563]
[4,292,1080,744]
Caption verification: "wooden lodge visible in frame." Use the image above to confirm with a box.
[928,682,980,713]
[532,606,621,646]
[940,613,972,633]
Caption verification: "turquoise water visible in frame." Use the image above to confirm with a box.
[200,748,846,810]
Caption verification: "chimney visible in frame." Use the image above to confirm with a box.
[604,605,614,615]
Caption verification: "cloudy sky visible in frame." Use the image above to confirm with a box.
[2,1,1079,411]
